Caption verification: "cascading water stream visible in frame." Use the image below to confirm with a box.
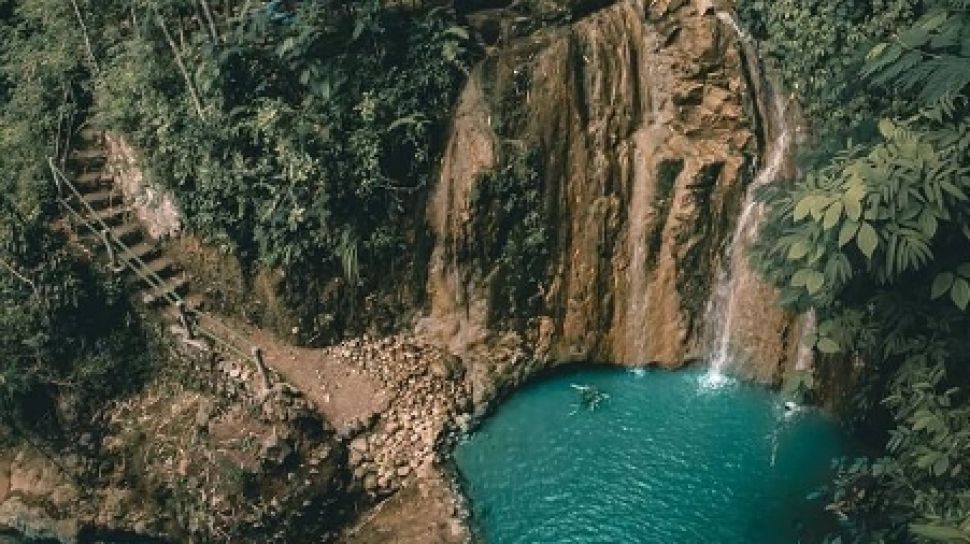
[702,12,794,387]
[794,310,817,372]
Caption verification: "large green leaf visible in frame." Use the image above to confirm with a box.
[806,271,825,294]
[931,272,955,299]
[878,118,897,138]
[816,337,841,354]
[823,201,843,230]
[844,196,863,222]
[909,524,970,543]
[951,277,970,310]
[856,222,879,259]
[790,269,814,287]
[788,241,811,260]
[839,220,860,247]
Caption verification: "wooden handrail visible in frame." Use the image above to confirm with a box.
[50,158,267,380]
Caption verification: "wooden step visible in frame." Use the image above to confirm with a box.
[91,205,129,225]
[81,222,143,245]
[139,275,189,306]
[70,148,106,163]
[137,256,177,278]
[121,241,159,262]
[79,189,120,210]
[79,127,103,142]
[76,171,112,186]
[183,293,207,313]
[162,293,206,321]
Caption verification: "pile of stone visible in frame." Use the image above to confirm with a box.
[323,335,475,497]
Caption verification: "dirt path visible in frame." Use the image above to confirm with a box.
[227,323,476,544]
[245,326,390,434]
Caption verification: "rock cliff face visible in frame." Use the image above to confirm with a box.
[422,0,803,381]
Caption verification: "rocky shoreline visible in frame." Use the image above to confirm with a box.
[255,330,531,544]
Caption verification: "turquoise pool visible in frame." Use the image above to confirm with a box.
[454,367,848,543]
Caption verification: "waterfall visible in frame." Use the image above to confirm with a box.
[702,12,794,387]
[794,310,817,372]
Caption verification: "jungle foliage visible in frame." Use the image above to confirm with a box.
[745,0,970,541]
[465,145,549,322]
[0,201,152,432]
[0,0,473,426]
[0,0,153,431]
[91,0,473,280]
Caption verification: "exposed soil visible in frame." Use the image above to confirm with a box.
[246,325,391,434]
[340,471,470,544]
[232,321,475,544]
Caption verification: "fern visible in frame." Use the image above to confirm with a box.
[865,6,970,109]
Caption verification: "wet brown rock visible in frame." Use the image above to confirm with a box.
[421,0,800,384]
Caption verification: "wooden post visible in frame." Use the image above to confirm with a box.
[177,301,194,339]
[49,158,63,197]
[101,229,118,270]
[253,347,270,392]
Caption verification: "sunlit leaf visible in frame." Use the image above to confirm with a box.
[816,337,840,354]
[823,201,843,230]
[856,222,879,259]
[838,220,859,247]
[951,278,970,311]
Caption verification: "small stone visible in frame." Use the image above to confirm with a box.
[260,432,294,466]
[350,436,369,454]
[348,449,363,467]
[363,473,379,491]
[195,402,213,431]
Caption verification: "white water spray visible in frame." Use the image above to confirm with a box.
[701,12,794,388]
[794,310,817,372]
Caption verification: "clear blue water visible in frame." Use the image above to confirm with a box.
[454,367,849,544]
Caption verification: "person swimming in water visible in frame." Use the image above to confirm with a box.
[570,384,609,413]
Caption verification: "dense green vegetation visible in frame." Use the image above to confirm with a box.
[92,0,472,278]
[0,0,475,427]
[3,0,475,346]
[0,0,154,432]
[0,206,152,432]
[744,0,970,541]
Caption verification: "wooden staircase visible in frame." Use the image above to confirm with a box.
[53,126,267,381]
[64,127,194,308]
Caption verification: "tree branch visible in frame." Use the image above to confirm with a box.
[235,0,254,33]
[156,14,206,120]
[199,0,222,43]
[67,0,99,73]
